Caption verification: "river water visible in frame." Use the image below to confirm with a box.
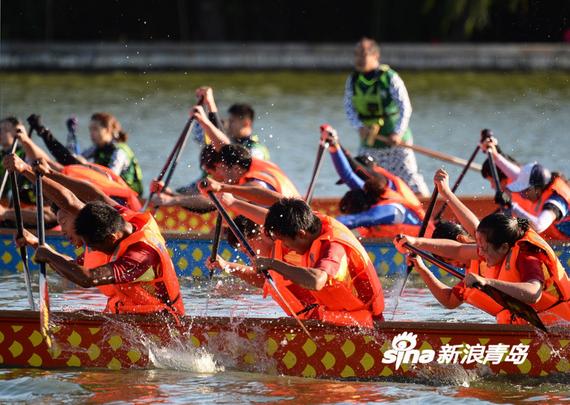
[0,71,569,403]
[1,71,569,197]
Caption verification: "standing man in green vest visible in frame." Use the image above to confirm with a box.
[344,37,429,196]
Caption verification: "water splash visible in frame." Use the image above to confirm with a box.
[147,344,222,374]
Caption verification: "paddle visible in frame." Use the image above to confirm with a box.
[10,171,35,310]
[35,168,52,347]
[480,129,510,211]
[434,145,480,221]
[208,213,223,280]
[374,135,482,172]
[304,125,330,204]
[403,243,548,332]
[397,187,439,297]
[142,101,203,212]
[0,138,21,199]
[205,188,314,340]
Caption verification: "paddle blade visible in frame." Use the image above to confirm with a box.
[478,284,548,332]
[39,263,52,347]
[20,247,35,311]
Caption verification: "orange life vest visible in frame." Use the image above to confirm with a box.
[83,210,184,315]
[267,214,384,328]
[371,165,422,208]
[357,187,427,238]
[62,164,142,211]
[461,230,570,325]
[517,177,570,241]
[239,158,300,197]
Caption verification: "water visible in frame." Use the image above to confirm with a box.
[1,71,569,402]
[1,71,569,198]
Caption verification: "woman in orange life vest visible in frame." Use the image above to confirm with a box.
[5,155,184,316]
[395,213,570,326]
[481,136,570,240]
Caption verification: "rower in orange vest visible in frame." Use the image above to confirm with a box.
[396,213,570,326]
[201,144,300,207]
[257,198,384,328]
[5,154,184,316]
[481,137,570,241]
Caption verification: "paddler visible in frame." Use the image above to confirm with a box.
[395,169,570,326]
[345,37,428,196]
[322,126,425,237]
[207,196,385,328]
[481,136,570,240]
[4,153,184,316]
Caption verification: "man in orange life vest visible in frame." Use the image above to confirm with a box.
[255,198,384,328]
[5,154,184,316]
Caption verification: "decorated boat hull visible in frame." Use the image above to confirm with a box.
[0,310,569,380]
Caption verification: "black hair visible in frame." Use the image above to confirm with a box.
[74,201,125,244]
[226,215,261,249]
[432,220,469,241]
[476,213,529,248]
[228,103,255,122]
[0,116,21,127]
[363,177,388,205]
[340,188,370,214]
[219,144,252,170]
[480,147,518,182]
[200,144,220,171]
[264,198,321,239]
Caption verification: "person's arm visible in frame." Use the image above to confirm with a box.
[465,272,542,305]
[256,257,328,291]
[206,255,265,289]
[394,235,479,263]
[4,154,84,215]
[388,73,412,140]
[481,139,520,181]
[0,206,57,228]
[15,127,65,172]
[39,161,117,206]
[192,106,231,151]
[328,144,365,190]
[151,193,214,211]
[434,169,480,236]
[36,127,82,166]
[409,256,463,309]
[200,177,282,207]
[511,203,557,233]
[219,192,268,225]
[34,245,115,288]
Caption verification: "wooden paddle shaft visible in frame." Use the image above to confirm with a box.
[375,135,482,172]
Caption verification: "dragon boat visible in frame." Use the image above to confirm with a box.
[0,310,568,380]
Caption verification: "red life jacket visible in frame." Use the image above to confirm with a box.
[62,164,142,211]
[459,230,570,325]
[371,165,422,208]
[83,210,184,315]
[357,188,427,238]
[267,214,384,328]
[239,158,300,197]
